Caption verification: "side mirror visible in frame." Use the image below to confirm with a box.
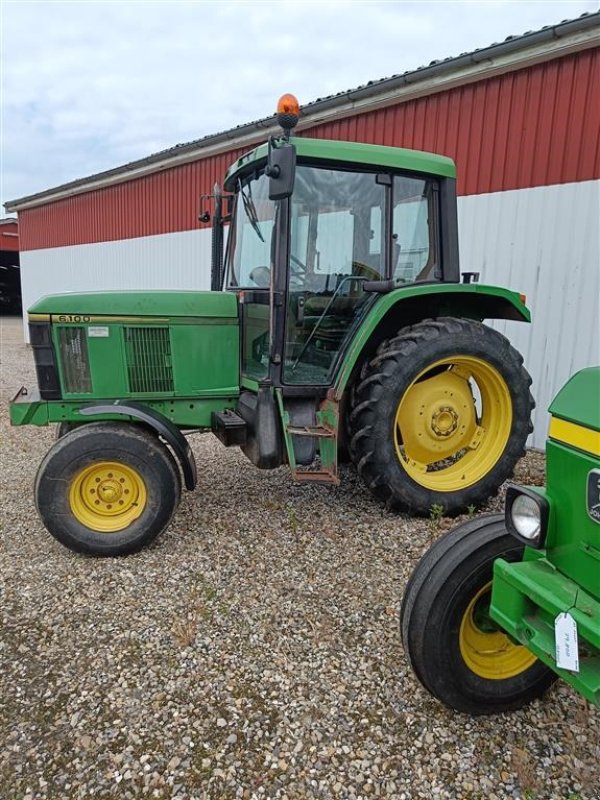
[267,141,296,201]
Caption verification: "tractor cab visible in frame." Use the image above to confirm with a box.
[213,95,459,393]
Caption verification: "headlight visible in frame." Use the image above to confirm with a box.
[511,494,541,539]
[505,485,549,548]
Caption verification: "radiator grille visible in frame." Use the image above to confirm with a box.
[124,327,174,394]
[58,327,92,394]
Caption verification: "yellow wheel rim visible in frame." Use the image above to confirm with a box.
[394,356,512,492]
[69,461,147,533]
[459,582,536,679]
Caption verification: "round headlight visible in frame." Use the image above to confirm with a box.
[510,494,541,540]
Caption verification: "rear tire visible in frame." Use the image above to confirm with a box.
[400,514,556,714]
[349,317,534,515]
[36,422,181,556]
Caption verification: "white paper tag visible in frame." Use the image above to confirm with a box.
[555,612,579,672]
[88,327,109,337]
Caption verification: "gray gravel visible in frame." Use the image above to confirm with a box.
[1,314,598,800]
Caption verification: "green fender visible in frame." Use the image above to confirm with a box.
[333,282,530,399]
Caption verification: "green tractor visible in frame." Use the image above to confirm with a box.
[11,95,535,556]
[402,367,600,713]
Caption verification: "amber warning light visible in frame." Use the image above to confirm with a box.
[276,93,300,135]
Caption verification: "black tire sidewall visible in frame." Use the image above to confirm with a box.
[352,319,533,513]
[402,517,555,714]
[433,543,532,707]
[36,424,180,556]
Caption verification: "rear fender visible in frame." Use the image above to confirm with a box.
[333,283,530,399]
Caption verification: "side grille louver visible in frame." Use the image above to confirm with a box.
[58,327,92,394]
[124,327,174,394]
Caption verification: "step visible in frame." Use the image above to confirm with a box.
[286,425,335,439]
[291,467,339,484]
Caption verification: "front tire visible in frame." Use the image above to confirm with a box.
[35,422,181,556]
[400,514,556,714]
[349,317,534,515]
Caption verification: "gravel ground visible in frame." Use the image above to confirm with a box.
[1,314,598,800]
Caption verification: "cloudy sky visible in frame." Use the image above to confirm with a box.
[1,0,597,211]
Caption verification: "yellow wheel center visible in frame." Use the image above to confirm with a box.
[431,406,459,436]
[459,582,537,680]
[394,356,513,492]
[97,480,122,503]
[69,461,147,533]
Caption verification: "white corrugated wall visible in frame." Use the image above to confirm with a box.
[19,179,599,447]
[459,179,600,447]
[19,228,213,312]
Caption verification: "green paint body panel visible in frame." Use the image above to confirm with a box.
[275,389,298,471]
[53,322,239,401]
[10,388,238,429]
[542,441,600,596]
[548,367,600,430]
[17,290,242,429]
[30,290,239,319]
[225,137,456,191]
[333,282,530,397]
[490,366,600,705]
[492,558,600,705]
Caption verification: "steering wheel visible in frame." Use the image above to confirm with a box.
[249,266,271,287]
[250,255,309,289]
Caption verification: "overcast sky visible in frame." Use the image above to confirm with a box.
[1,0,597,212]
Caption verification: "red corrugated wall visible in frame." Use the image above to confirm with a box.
[303,47,600,195]
[19,48,600,251]
[0,220,19,252]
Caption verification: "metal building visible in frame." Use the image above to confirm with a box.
[5,13,600,446]
[0,218,21,313]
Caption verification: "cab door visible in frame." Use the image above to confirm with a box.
[283,165,386,385]
[224,172,276,381]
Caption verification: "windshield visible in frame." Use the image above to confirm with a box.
[226,172,275,288]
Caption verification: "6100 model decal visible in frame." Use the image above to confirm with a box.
[55,314,91,323]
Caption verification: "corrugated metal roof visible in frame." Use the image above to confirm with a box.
[5,10,599,211]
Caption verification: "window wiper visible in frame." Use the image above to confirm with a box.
[240,181,265,243]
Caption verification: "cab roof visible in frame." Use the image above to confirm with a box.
[224,137,456,191]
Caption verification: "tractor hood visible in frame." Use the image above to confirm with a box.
[548,367,600,432]
[28,291,239,320]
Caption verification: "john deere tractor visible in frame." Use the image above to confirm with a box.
[10,95,535,556]
[402,367,600,713]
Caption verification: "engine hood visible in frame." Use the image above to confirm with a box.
[28,290,238,320]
